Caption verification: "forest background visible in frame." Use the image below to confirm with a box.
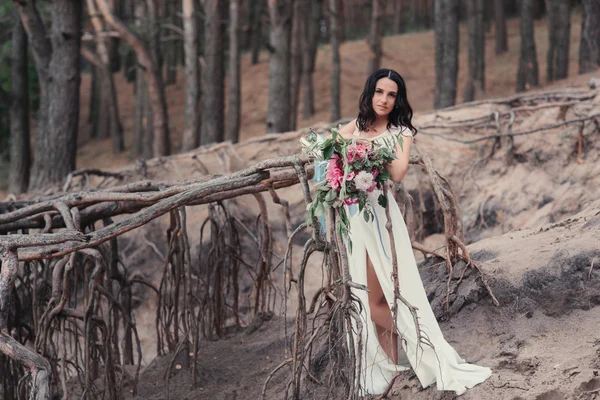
[0,0,597,195]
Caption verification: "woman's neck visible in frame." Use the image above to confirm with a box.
[370,116,388,132]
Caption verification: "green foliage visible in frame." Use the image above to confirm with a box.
[301,127,403,251]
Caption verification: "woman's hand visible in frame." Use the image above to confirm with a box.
[386,134,413,182]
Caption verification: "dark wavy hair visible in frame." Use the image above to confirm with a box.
[356,68,417,135]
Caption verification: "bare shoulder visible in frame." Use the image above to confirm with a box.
[336,119,358,140]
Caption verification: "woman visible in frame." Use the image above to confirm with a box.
[334,69,491,395]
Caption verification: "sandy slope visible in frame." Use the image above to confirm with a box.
[110,200,600,399]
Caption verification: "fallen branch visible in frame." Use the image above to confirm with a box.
[419,113,600,144]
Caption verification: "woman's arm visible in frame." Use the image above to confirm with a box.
[387,134,413,182]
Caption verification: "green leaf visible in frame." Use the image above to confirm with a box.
[378,194,388,208]
[363,210,371,223]
[332,130,339,142]
[378,171,392,181]
[306,205,315,225]
[339,207,350,228]
[325,189,338,202]
[315,201,325,217]
[323,143,335,160]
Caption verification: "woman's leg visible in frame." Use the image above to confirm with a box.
[366,253,398,364]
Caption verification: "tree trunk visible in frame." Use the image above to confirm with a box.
[147,0,162,69]
[517,0,539,91]
[12,0,51,191]
[96,78,110,140]
[181,0,200,151]
[80,47,124,153]
[132,2,148,159]
[201,0,226,144]
[345,0,356,37]
[463,0,485,102]
[289,0,305,130]
[494,0,508,54]
[250,0,265,65]
[545,0,556,81]
[434,0,460,109]
[97,0,171,156]
[133,72,151,159]
[25,0,82,190]
[484,0,492,33]
[9,10,30,195]
[554,0,570,80]
[393,0,403,34]
[142,77,154,159]
[86,0,124,152]
[367,0,384,76]
[424,0,434,28]
[329,0,341,122]
[412,0,419,28]
[106,0,122,73]
[266,0,294,133]
[227,0,242,143]
[545,0,570,82]
[579,0,600,74]
[245,0,256,50]
[532,0,545,20]
[337,0,345,43]
[88,67,99,132]
[133,74,143,158]
[164,0,178,85]
[301,0,323,119]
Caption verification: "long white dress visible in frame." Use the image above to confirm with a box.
[344,128,492,395]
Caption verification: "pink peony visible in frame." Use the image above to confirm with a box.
[326,155,343,189]
[326,168,343,190]
[344,197,359,206]
[347,143,370,163]
[326,154,357,190]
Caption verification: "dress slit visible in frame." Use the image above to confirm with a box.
[364,250,398,364]
[347,190,491,395]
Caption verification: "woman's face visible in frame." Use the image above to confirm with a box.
[371,77,398,118]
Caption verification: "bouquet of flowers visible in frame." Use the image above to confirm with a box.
[300,127,404,243]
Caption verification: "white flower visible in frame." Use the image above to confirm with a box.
[354,171,375,191]
[367,189,381,206]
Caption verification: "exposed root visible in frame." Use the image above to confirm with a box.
[0,137,502,398]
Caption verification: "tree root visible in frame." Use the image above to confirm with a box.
[0,142,502,398]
